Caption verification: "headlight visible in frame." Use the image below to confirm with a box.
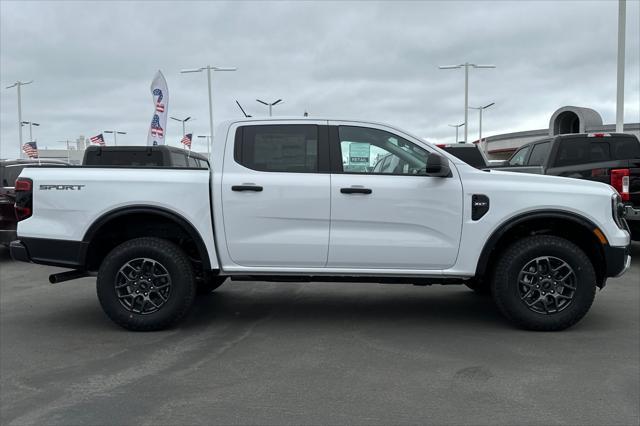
[612,193,626,229]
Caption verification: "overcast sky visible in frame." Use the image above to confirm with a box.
[1,0,639,157]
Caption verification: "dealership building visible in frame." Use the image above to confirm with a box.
[481,106,640,160]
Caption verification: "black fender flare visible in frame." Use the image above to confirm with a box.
[475,209,604,278]
[83,205,212,270]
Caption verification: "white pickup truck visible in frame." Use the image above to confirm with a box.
[10,118,632,331]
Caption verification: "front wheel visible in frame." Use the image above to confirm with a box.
[97,237,196,331]
[492,235,596,331]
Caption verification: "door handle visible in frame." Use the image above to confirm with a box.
[232,185,263,192]
[340,187,372,195]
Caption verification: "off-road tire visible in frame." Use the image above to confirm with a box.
[492,235,596,331]
[97,237,196,331]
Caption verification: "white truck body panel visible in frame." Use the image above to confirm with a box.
[17,168,219,269]
[17,118,630,278]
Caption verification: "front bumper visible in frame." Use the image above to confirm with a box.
[604,244,631,278]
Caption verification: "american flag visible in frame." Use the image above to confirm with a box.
[181,133,192,149]
[150,115,164,137]
[22,142,39,158]
[90,133,105,145]
[155,102,165,113]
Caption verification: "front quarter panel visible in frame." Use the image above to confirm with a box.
[449,167,630,275]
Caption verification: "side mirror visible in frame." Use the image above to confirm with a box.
[425,153,451,177]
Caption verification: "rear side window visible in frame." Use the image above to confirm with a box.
[555,139,612,167]
[170,152,188,167]
[236,125,318,173]
[527,142,551,166]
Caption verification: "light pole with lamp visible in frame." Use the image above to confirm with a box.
[448,123,465,144]
[104,130,126,146]
[21,121,40,142]
[6,80,33,158]
[170,116,192,136]
[256,99,283,116]
[439,63,495,143]
[468,102,495,144]
[181,66,237,157]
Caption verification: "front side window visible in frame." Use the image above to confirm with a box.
[338,126,429,175]
[236,125,318,173]
[509,146,531,166]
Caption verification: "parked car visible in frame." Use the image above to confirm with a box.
[0,159,68,246]
[83,145,209,168]
[10,119,631,331]
[437,143,489,169]
[493,133,640,239]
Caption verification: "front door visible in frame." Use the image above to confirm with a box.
[327,122,463,270]
[221,122,331,267]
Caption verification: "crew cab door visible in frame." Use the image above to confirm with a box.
[221,122,331,267]
[327,122,463,270]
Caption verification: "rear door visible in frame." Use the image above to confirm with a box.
[221,122,331,267]
[326,122,463,270]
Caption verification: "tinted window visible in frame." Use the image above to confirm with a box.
[528,142,551,166]
[84,151,164,166]
[555,140,613,167]
[509,146,531,166]
[612,137,640,159]
[338,126,429,175]
[441,146,487,169]
[170,152,188,167]
[236,125,318,173]
[1,165,25,187]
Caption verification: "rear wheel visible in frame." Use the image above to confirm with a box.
[97,237,196,331]
[492,235,596,331]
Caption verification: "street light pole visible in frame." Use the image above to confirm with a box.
[448,123,465,143]
[256,99,283,116]
[6,80,33,158]
[22,121,40,142]
[181,65,237,157]
[439,63,495,143]
[104,130,126,146]
[197,135,211,152]
[170,116,192,136]
[469,102,495,144]
[616,0,626,133]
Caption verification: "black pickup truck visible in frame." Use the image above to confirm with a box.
[494,132,640,239]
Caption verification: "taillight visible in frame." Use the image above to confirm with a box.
[610,169,630,201]
[14,178,33,221]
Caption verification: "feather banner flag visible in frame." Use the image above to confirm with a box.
[147,70,169,146]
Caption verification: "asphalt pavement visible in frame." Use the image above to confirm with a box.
[1,244,639,425]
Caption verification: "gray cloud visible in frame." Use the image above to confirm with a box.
[1,0,638,157]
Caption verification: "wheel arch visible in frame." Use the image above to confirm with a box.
[475,210,608,287]
[83,205,212,272]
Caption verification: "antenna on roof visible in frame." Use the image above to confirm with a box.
[235,100,251,118]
